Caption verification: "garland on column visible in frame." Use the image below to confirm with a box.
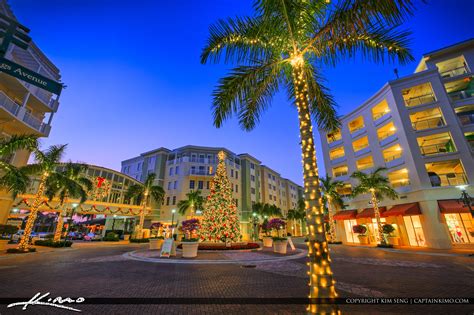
[200,151,241,242]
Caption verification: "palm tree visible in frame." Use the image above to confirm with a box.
[124,173,165,239]
[320,175,345,242]
[45,163,93,242]
[351,167,398,246]
[0,135,38,198]
[286,209,298,235]
[177,190,204,217]
[17,144,67,251]
[201,0,414,307]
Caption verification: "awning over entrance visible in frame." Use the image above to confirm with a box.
[356,207,387,218]
[438,200,471,214]
[382,202,422,217]
[333,210,357,220]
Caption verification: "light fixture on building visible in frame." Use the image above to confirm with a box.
[456,185,473,217]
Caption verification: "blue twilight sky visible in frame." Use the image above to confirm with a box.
[9,0,474,185]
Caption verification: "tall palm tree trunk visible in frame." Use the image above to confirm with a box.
[18,173,48,251]
[53,208,65,242]
[327,200,337,243]
[370,190,386,245]
[292,65,338,313]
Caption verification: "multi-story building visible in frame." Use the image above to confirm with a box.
[0,1,61,223]
[121,145,303,239]
[319,38,474,250]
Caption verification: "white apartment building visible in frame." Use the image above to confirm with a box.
[319,38,474,250]
[121,145,303,239]
[0,1,61,223]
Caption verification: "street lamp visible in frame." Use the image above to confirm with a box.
[171,209,176,227]
[252,212,258,241]
[457,185,473,217]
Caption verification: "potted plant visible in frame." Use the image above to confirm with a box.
[0,224,18,251]
[261,221,273,247]
[267,218,288,254]
[383,224,399,246]
[353,225,369,245]
[181,219,200,258]
[149,222,164,250]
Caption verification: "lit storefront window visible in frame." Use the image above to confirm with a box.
[444,213,474,244]
[344,219,359,243]
[369,217,386,244]
[403,215,426,247]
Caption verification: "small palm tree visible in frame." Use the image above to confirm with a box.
[351,167,398,246]
[17,144,67,251]
[286,209,298,235]
[124,173,165,239]
[320,175,345,242]
[0,135,38,198]
[295,198,306,236]
[177,190,204,217]
[202,0,414,307]
[45,163,93,242]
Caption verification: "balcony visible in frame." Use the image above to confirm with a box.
[330,156,346,165]
[374,112,391,126]
[429,172,467,187]
[385,155,405,169]
[350,126,367,138]
[404,92,436,107]
[328,139,343,148]
[419,143,456,156]
[458,112,474,126]
[440,65,469,79]
[0,91,21,116]
[379,134,398,147]
[449,89,474,101]
[412,117,445,131]
[189,169,214,176]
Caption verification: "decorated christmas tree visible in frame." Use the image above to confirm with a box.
[200,151,241,242]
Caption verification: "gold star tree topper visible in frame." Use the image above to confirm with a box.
[217,150,226,161]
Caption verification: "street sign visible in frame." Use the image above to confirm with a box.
[160,238,176,258]
[287,237,296,251]
[0,57,62,95]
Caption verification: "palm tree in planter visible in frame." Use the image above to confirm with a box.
[351,167,398,246]
[17,144,67,251]
[177,190,204,217]
[286,209,298,236]
[201,0,414,306]
[45,163,93,242]
[295,198,306,236]
[124,173,165,239]
[320,175,345,243]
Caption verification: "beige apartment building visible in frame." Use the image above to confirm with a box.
[0,1,61,223]
[121,145,303,239]
[319,39,474,250]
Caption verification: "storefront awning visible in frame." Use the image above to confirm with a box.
[356,207,387,219]
[438,200,471,214]
[333,210,357,220]
[382,202,421,217]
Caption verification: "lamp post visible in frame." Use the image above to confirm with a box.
[252,212,258,241]
[171,209,176,237]
[457,185,473,217]
[63,203,78,245]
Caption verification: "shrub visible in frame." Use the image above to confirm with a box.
[382,224,396,235]
[0,224,19,236]
[150,236,164,240]
[181,237,199,242]
[103,232,119,242]
[34,240,72,247]
[130,238,150,243]
[7,247,36,253]
[352,225,367,235]
[272,237,288,241]
[377,244,393,248]
[177,243,260,250]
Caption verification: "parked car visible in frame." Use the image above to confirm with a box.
[68,232,84,240]
[83,233,102,241]
[12,230,37,243]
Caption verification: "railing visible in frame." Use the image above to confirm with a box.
[189,169,214,176]
[458,113,474,126]
[327,135,342,144]
[353,143,369,152]
[419,143,455,156]
[391,180,411,188]
[333,170,348,178]
[378,131,396,141]
[349,125,365,134]
[384,152,403,162]
[22,112,43,130]
[412,117,445,130]
[449,89,474,101]
[0,91,20,115]
[440,66,469,78]
[373,111,390,121]
[330,153,345,160]
[429,173,467,187]
[404,93,436,107]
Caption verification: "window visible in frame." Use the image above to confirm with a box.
[455,105,474,126]
[198,181,204,189]
[235,171,239,179]
[268,174,272,179]
[175,166,179,175]
[329,146,345,160]
[206,181,210,189]
[191,166,196,174]
[166,197,170,206]
[273,196,277,201]
[235,184,238,193]
[403,216,426,246]
[444,213,474,244]
[356,156,374,170]
[387,168,410,188]
[336,183,352,198]
[172,196,176,205]
[235,199,239,207]
[436,56,469,78]
[425,159,467,187]
[327,129,342,144]
[250,163,255,169]
[272,175,276,180]
[417,132,456,156]
[445,76,474,101]
[344,219,360,243]
[251,175,255,182]
[173,181,178,189]
[251,188,256,194]
[382,144,403,162]
[167,182,172,190]
[348,116,365,133]
[402,82,436,107]
[332,165,348,178]
[371,99,390,120]
[189,180,195,189]
[273,185,276,191]
[377,122,397,141]
[169,167,174,176]
[352,136,369,152]
[410,107,445,131]
[231,169,234,177]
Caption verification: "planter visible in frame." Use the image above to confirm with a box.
[123,234,130,241]
[263,236,273,247]
[273,240,288,254]
[149,238,164,250]
[387,236,400,246]
[0,239,9,251]
[357,235,369,245]
[182,241,199,258]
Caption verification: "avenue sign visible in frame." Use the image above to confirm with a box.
[0,57,62,95]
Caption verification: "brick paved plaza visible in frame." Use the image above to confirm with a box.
[0,241,472,315]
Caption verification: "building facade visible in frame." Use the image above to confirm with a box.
[319,39,474,250]
[0,1,61,223]
[121,145,303,239]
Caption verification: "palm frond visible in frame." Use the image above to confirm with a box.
[0,135,38,157]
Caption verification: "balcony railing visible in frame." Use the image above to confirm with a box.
[449,89,474,101]
[419,143,455,156]
[429,172,468,187]
[327,135,342,144]
[440,66,469,79]
[391,180,411,188]
[378,131,396,141]
[411,117,445,130]
[330,153,345,160]
[0,91,20,116]
[404,93,436,107]
[384,152,403,162]
[458,113,474,126]
[373,111,390,121]
[353,143,369,152]
[189,169,214,176]
[333,171,348,178]
[22,112,43,130]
